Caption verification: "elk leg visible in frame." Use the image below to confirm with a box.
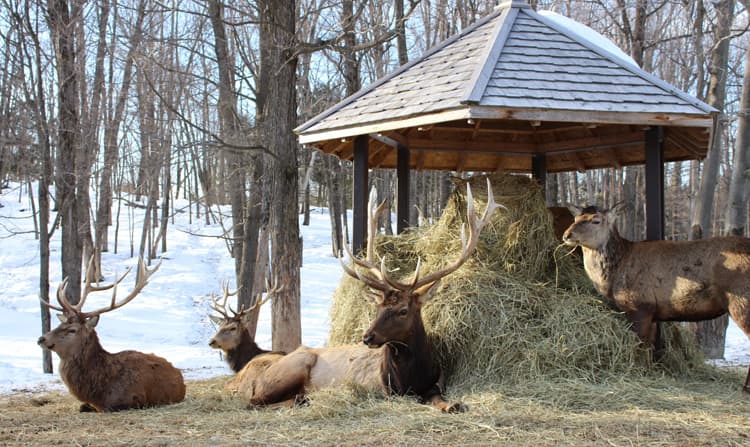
[425,393,466,413]
[248,351,315,408]
[421,377,466,413]
[78,403,97,412]
[727,299,750,392]
[628,309,656,347]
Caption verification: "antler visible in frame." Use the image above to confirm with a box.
[210,277,281,321]
[209,280,240,319]
[409,177,504,289]
[338,186,393,292]
[339,178,504,293]
[41,257,162,319]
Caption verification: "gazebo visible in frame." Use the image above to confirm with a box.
[295,0,716,251]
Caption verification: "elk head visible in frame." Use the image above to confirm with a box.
[38,257,161,357]
[340,178,503,348]
[208,279,278,351]
[562,203,626,250]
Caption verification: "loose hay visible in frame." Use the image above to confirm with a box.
[329,173,719,394]
[4,172,749,446]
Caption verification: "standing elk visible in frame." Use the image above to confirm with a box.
[208,282,281,373]
[236,179,502,412]
[38,258,186,411]
[562,203,750,391]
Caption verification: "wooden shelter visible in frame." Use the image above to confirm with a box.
[295,0,716,251]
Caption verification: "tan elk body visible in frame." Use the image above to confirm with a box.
[232,180,502,411]
[562,204,750,391]
[38,259,186,411]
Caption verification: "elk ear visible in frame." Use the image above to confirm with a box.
[414,280,440,306]
[567,204,584,216]
[57,313,68,323]
[85,315,100,329]
[608,202,626,223]
[209,315,224,326]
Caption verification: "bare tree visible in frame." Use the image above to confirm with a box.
[259,0,302,352]
[45,0,84,303]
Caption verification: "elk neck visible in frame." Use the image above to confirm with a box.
[58,330,111,401]
[380,313,440,397]
[582,227,632,298]
[225,329,269,373]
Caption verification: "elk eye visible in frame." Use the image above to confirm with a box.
[67,328,77,334]
[591,219,601,224]
[398,308,408,316]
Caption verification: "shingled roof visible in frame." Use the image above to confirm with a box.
[295,0,716,173]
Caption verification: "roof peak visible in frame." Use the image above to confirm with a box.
[496,0,531,10]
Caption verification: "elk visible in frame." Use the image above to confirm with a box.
[38,258,186,412]
[562,203,750,391]
[237,179,502,412]
[208,281,279,373]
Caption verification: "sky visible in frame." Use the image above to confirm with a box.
[0,181,748,395]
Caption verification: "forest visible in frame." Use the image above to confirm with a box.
[0,0,749,386]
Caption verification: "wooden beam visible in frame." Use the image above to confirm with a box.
[415,149,426,170]
[567,152,587,173]
[369,143,390,167]
[645,126,664,241]
[531,153,547,197]
[353,135,369,253]
[601,148,623,169]
[397,145,410,233]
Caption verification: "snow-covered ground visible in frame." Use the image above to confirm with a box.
[0,182,747,394]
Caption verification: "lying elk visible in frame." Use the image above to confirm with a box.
[562,203,750,391]
[38,258,186,411]
[208,281,284,373]
[239,179,502,412]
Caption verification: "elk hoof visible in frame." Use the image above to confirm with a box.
[79,403,97,412]
[443,402,467,413]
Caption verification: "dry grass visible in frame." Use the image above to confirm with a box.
[4,173,749,446]
[1,374,749,446]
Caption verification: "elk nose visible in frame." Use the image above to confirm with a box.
[362,333,375,346]
[208,339,217,348]
[37,336,46,346]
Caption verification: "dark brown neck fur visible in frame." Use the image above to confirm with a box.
[225,329,270,373]
[58,331,115,405]
[380,314,441,400]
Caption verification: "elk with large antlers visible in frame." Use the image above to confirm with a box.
[562,204,750,392]
[38,258,186,412]
[238,179,502,412]
[208,281,281,373]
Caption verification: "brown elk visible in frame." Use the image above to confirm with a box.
[208,281,284,373]
[236,179,502,412]
[562,203,750,391]
[38,258,186,411]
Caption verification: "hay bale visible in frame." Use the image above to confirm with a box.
[329,173,705,390]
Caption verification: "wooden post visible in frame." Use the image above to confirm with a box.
[531,153,547,199]
[397,144,410,233]
[645,126,664,241]
[353,135,369,253]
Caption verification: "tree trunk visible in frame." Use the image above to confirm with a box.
[725,33,750,236]
[689,0,734,358]
[259,0,301,353]
[47,0,83,303]
[95,0,145,257]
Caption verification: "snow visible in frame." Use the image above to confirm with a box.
[0,182,340,393]
[0,182,747,394]
[538,10,639,68]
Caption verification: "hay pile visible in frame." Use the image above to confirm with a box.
[329,173,708,391]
